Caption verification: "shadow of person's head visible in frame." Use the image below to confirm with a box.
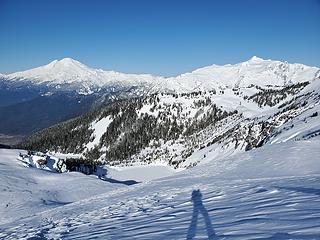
[192,189,202,202]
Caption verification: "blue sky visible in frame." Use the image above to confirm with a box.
[0,0,319,76]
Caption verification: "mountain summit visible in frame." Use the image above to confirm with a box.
[248,55,265,62]
[7,57,107,85]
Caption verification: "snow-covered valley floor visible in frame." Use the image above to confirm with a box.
[1,140,320,239]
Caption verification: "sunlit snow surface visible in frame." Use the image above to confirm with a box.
[1,139,320,239]
[86,116,112,150]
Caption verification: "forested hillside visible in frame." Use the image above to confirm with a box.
[19,79,320,168]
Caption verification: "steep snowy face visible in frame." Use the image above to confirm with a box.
[3,57,319,93]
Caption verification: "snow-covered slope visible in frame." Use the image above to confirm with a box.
[1,138,320,239]
[0,149,177,225]
[0,149,119,225]
[2,56,319,94]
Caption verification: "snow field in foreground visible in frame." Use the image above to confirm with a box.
[0,138,320,239]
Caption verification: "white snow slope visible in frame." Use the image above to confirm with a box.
[2,56,319,93]
[0,149,122,225]
[1,138,320,239]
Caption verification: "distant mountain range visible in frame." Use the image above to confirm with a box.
[2,56,319,93]
[1,56,319,140]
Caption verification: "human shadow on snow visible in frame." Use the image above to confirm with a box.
[187,189,218,240]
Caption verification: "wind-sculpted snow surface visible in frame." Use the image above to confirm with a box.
[1,140,320,239]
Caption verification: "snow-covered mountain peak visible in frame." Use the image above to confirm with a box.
[45,58,75,67]
[247,55,265,62]
[58,57,78,64]
[6,57,95,84]
[51,58,92,70]
[170,57,319,91]
[4,57,161,91]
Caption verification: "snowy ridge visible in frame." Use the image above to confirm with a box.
[2,57,319,94]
